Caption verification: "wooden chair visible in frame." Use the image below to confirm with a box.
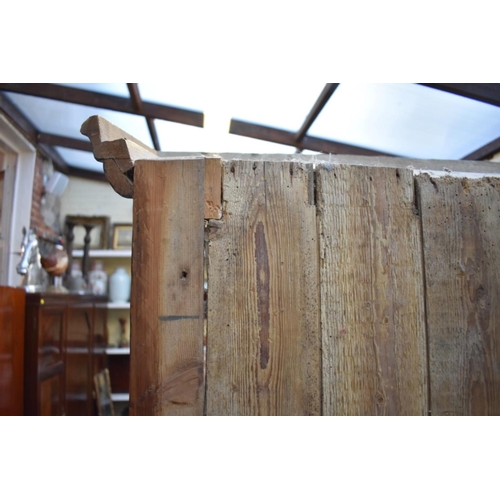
[94,368,115,416]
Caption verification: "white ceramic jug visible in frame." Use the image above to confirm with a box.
[109,267,131,303]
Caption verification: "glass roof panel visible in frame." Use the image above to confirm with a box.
[140,82,325,132]
[54,147,103,171]
[138,83,205,112]
[219,132,296,154]
[56,83,130,97]
[155,119,295,153]
[4,83,499,171]
[4,92,153,146]
[154,119,206,151]
[229,81,326,132]
[308,83,500,160]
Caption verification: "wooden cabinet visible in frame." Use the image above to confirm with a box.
[23,293,107,416]
[0,286,26,416]
[106,347,130,408]
[73,249,131,413]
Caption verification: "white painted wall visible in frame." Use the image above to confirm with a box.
[61,175,133,346]
[61,176,133,223]
[0,113,36,286]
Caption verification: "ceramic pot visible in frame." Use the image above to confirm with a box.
[88,260,108,296]
[41,239,68,277]
[109,267,131,303]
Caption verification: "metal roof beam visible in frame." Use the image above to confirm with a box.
[0,83,204,127]
[462,136,500,161]
[418,83,500,108]
[127,83,161,150]
[67,166,106,182]
[230,119,393,157]
[37,132,93,152]
[0,91,69,174]
[295,83,339,146]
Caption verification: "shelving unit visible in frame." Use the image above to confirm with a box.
[72,248,131,413]
[105,347,130,355]
[106,348,130,408]
[111,393,130,402]
[106,302,130,310]
[72,249,132,258]
[71,248,132,344]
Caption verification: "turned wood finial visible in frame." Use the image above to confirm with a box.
[81,115,160,198]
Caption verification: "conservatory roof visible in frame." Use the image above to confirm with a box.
[0,83,499,181]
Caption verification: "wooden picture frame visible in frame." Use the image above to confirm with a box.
[94,368,115,416]
[112,223,133,250]
[65,215,110,250]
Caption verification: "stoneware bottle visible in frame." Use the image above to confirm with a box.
[109,267,131,303]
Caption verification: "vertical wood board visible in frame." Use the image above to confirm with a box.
[206,160,321,415]
[130,158,205,415]
[418,174,500,415]
[0,286,25,416]
[318,165,427,415]
[204,157,222,219]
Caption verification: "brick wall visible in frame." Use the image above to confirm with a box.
[30,153,61,243]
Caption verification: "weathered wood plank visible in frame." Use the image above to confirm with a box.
[418,174,500,415]
[206,160,320,415]
[318,165,427,415]
[130,158,205,415]
[204,157,222,219]
[81,115,160,198]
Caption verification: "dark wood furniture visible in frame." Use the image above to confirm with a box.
[106,348,130,396]
[0,286,26,416]
[23,293,107,416]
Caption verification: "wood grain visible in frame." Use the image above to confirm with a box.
[206,160,320,415]
[204,157,222,219]
[418,174,500,415]
[318,165,427,415]
[81,115,156,153]
[130,158,205,415]
[81,115,160,198]
[0,286,25,416]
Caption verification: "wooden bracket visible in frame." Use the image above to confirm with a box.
[81,115,222,219]
[81,115,159,198]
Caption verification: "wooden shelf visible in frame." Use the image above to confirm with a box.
[111,393,129,402]
[72,249,131,258]
[106,347,130,355]
[106,302,130,309]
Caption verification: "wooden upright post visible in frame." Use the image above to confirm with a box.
[130,158,206,415]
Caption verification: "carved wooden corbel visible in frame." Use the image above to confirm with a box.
[80,115,160,198]
[81,115,222,219]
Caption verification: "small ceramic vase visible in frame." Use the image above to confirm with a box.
[109,267,131,303]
